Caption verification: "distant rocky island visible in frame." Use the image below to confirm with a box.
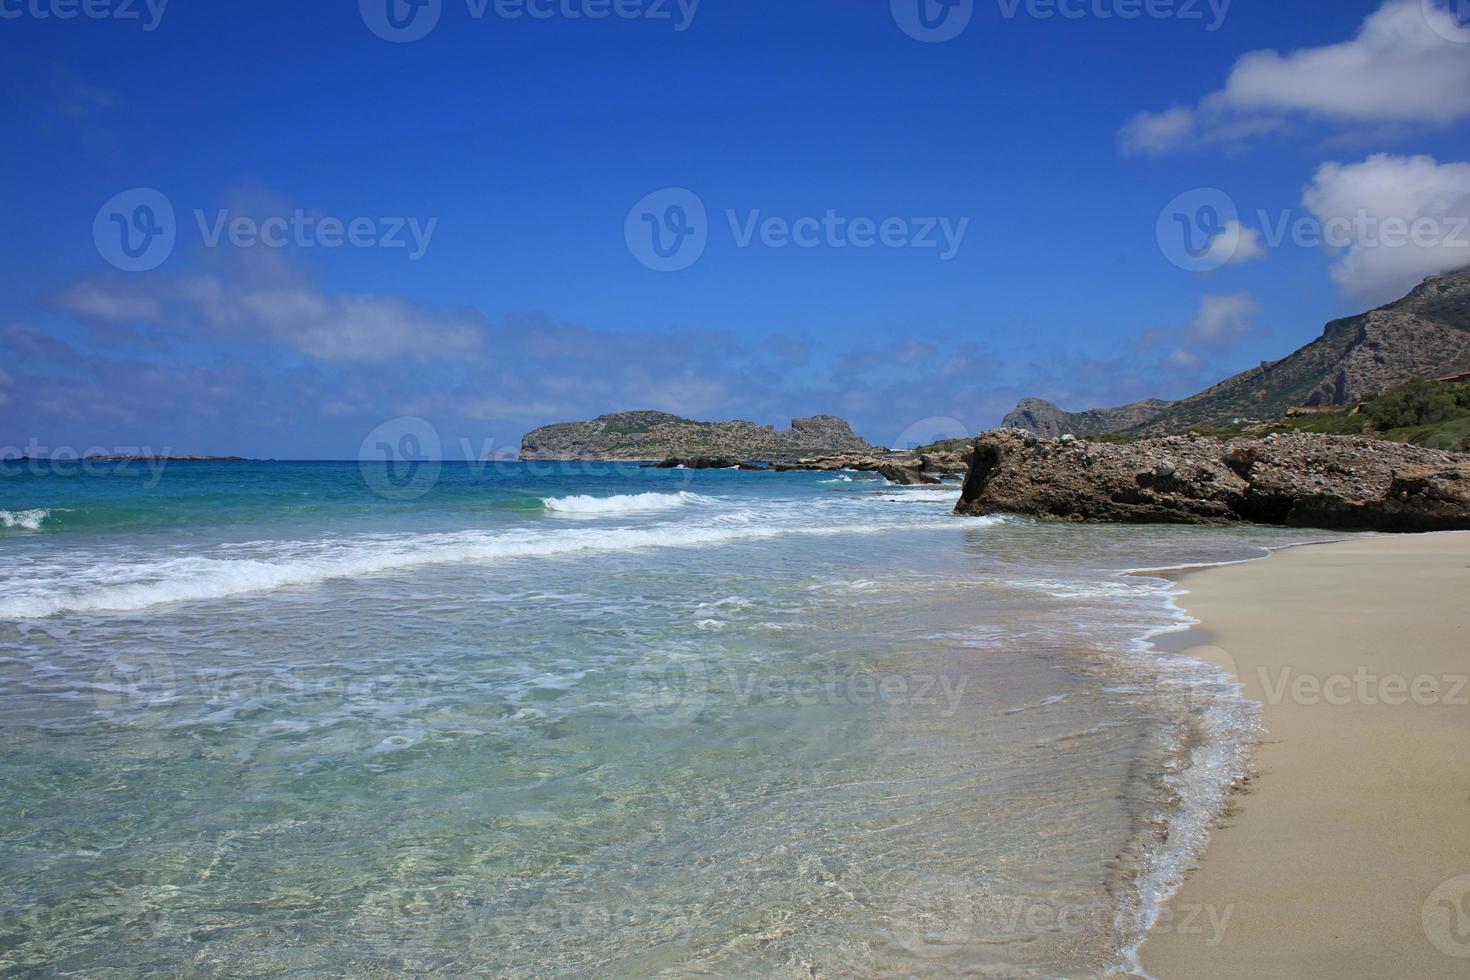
[82,454,251,462]
[519,411,874,461]
[1004,267,1470,440]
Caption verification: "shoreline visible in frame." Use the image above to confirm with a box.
[1135,532,1470,977]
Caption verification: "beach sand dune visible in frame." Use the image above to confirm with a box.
[1140,533,1470,978]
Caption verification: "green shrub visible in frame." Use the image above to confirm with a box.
[1364,380,1463,429]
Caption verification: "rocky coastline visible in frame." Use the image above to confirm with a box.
[955,429,1470,532]
[645,450,970,485]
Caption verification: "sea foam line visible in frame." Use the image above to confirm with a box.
[541,491,707,515]
[0,515,1003,620]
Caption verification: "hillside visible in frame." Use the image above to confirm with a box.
[519,412,873,461]
[1002,397,1174,438]
[1002,267,1470,439]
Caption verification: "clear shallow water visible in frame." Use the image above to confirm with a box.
[0,461,1335,976]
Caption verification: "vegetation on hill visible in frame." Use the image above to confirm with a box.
[1086,382,1470,453]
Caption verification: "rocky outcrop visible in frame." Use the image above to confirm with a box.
[520,412,873,461]
[956,429,1470,532]
[645,457,767,471]
[1002,398,1174,439]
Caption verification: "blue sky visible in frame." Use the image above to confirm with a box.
[3,0,1469,457]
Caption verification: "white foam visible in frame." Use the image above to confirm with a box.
[0,514,1003,619]
[541,492,707,516]
[0,509,53,530]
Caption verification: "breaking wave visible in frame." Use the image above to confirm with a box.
[0,509,56,531]
[0,514,1002,620]
[541,492,708,515]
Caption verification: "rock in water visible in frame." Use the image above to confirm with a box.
[956,430,1470,532]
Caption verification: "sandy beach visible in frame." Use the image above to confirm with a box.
[1139,533,1470,978]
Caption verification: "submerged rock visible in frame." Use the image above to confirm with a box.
[956,430,1470,532]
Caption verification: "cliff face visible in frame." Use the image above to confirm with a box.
[1003,266,1470,438]
[1002,398,1174,439]
[519,412,872,461]
[957,429,1470,532]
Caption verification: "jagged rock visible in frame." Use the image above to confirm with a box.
[956,429,1470,532]
[646,456,744,470]
[877,463,942,486]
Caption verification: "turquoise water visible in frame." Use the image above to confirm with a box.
[0,461,1332,976]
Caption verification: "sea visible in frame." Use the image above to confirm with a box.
[0,459,1338,977]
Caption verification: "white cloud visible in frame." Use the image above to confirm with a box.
[1165,347,1205,370]
[1302,153,1470,305]
[1203,220,1267,267]
[1121,0,1470,154]
[60,267,485,365]
[1187,292,1263,347]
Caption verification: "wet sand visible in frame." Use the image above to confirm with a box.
[1138,533,1470,978]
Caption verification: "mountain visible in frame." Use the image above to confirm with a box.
[1002,397,1174,439]
[519,412,873,461]
[1002,266,1470,438]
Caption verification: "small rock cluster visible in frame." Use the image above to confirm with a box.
[645,451,970,484]
[956,429,1470,532]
